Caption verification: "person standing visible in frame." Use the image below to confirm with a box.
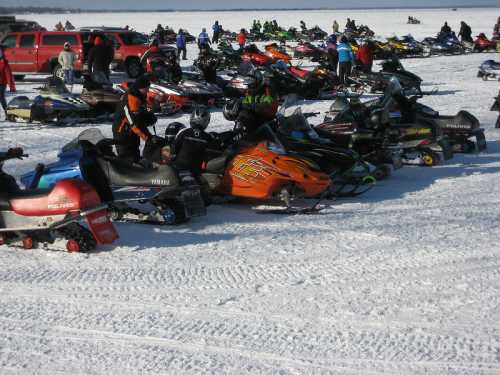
[326,34,338,74]
[198,28,211,51]
[332,20,339,33]
[176,29,187,60]
[212,21,221,44]
[337,36,354,84]
[356,40,374,73]
[0,45,15,119]
[458,21,473,43]
[87,36,114,85]
[237,29,247,49]
[58,42,76,86]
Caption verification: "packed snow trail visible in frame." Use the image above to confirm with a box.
[1,9,500,374]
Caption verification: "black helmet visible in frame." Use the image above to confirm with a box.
[223,99,242,121]
[190,106,211,130]
[165,122,186,145]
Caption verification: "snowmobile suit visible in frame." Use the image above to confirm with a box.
[357,44,374,72]
[112,90,153,163]
[88,37,114,79]
[238,87,279,136]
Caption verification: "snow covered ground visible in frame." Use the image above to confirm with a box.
[1,8,500,375]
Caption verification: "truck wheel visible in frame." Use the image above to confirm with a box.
[52,64,65,81]
[13,75,25,81]
[125,58,142,78]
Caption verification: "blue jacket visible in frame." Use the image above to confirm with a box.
[213,24,221,33]
[337,42,354,63]
[176,33,186,49]
[198,32,210,47]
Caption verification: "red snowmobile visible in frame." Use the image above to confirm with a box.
[473,33,498,52]
[0,148,118,252]
[241,44,273,66]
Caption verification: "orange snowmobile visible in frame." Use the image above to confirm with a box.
[264,43,292,64]
[202,126,331,212]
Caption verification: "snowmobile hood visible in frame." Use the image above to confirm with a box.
[37,93,91,111]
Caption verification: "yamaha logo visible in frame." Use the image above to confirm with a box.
[151,179,170,185]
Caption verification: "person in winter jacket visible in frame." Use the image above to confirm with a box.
[237,29,246,49]
[356,41,374,73]
[198,28,211,50]
[0,45,15,119]
[197,48,220,84]
[87,35,114,85]
[326,34,339,74]
[176,29,187,60]
[332,20,339,33]
[337,36,354,84]
[440,22,452,35]
[112,75,157,163]
[58,42,76,85]
[458,21,473,43]
[212,21,221,44]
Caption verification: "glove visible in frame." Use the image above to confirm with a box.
[7,147,24,158]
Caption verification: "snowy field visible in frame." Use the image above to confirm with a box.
[1,8,500,375]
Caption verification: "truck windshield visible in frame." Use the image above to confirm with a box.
[119,32,148,45]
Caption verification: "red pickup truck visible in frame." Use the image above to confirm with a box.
[1,29,149,79]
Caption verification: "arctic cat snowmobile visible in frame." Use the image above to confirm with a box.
[6,77,91,124]
[273,103,377,193]
[492,90,500,129]
[80,74,122,115]
[241,44,273,66]
[350,56,423,95]
[0,148,118,252]
[317,78,453,167]
[264,43,292,64]
[477,60,500,81]
[21,129,207,225]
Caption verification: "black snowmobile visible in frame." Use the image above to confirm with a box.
[350,56,423,95]
[80,74,122,115]
[317,78,453,167]
[21,129,207,225]
[477,60,500,81]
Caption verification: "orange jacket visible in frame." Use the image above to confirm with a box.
[0,58,16,91]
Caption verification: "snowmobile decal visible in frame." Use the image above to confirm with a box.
[231,156,274,182]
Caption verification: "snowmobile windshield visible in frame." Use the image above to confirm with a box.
[61,128,106,155]
[277,96,321,140]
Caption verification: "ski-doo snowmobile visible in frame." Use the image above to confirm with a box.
[492,90,500,129]
[0,148,118,252]
[422,33,465,55]
[6,77,91,124]
[350,56,423,94]
[477,60,500,81]
[21,129,207,225]
[318,77,453,167]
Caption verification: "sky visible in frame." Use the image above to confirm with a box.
[1,0,499,10]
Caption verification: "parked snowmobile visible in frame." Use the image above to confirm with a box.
[491,90,500,128]
[241,44,273,66]
[473,33,499,52]
[0,148,118,252]
[80,74,122,115]
[318,78,453,167]
[215,42,243,68]
[422,33,465,55]
[293,41,327,61]
[21,129,207,225]
[350,56,423,94]
[264,43,292,64]
[477,60,500,80]
[6,78,91,124]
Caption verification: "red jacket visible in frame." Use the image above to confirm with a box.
[237,32,246,46]
[357,45,374,66]
[0,58,15,91]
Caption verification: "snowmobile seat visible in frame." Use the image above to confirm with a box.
[205,156,227,174]
[98,158,178,187]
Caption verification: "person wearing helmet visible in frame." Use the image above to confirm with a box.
[87,35,114,85]
[236,70,279,137]
[171,106,215,176]
[112,75,157,163]
[58,42,76,85]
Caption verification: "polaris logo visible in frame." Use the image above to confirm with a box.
[442,124,472,130]
[151,179,170,185]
